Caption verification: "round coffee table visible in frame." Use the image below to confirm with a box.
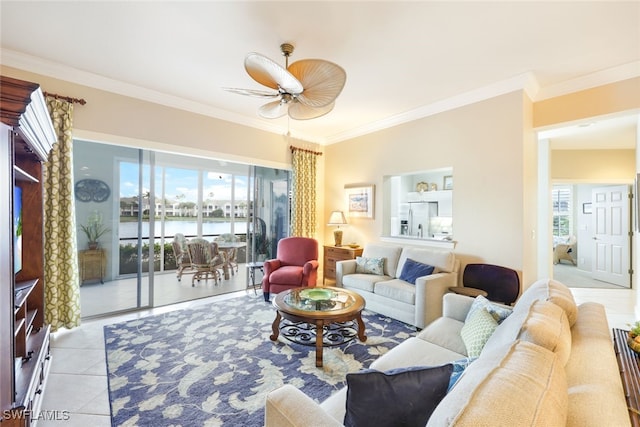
[270,287,367,367]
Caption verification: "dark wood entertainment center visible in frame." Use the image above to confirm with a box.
[1,75,56,426]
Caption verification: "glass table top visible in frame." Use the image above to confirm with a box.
[283,287,357,312]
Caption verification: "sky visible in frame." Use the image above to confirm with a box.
[119,162,249,202]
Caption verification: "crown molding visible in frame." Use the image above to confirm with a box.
[323,72,540,145]
[535,61,640,101]
[0,49,319,141]
[3,49,637,147]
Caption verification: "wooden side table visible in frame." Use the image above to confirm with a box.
[79,249,107,284]
[323,245,363,284]
[612,328,640,427]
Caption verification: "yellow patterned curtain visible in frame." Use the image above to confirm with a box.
[44,97,81,331]
[291,147,321,237]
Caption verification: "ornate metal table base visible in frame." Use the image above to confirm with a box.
[280,319,359,347]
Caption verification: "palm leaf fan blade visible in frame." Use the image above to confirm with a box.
[288,59,346,108]
[222,87,279,98]
[258,100,289,119]
[245,53,303,94]
[288,101,335,120]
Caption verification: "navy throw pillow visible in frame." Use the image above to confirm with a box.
[399,258,435,284]
[344,364,453,427]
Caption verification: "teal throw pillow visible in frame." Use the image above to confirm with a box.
[344,364,453,427]
[399,258,435,284]
[448,356,478,391]
[460,307,498,357]
[465,295,513,324]
[355,256,385,275]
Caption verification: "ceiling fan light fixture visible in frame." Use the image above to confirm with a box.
[224,42,346,121]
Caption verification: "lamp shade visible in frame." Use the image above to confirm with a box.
[327,210,347,226]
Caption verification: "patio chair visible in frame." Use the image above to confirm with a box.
[186,238,225,286]
[215,233,239,276]
[172,233,192,281]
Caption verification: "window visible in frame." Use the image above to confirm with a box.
[552,186,572,237]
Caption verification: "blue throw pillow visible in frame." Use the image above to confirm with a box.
[448,356,478,391]
[344,364,453,427]
[399,258,435,284]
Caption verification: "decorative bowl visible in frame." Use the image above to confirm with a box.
[299,288,335,302]
[347,243,360,249]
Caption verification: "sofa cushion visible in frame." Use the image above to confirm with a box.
[516,279,578,326]
[362,244,402,277]
[460,307,498,357]
[355,256,385,275]
[427,340,568,427]
[399,258,435,284]
[417,317,467,355]
[373,279,416,305]
[483,299,572,365]
[342,274,390,293]
[465,295,513,324]
[344,364,453,427]
[371,337,466,371]
[395,247,455,278]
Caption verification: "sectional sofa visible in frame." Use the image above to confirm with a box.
[265,279,630,426]
[334,243,460,329]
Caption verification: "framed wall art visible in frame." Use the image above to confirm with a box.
[443,175,453,190]
[345,184,375,218]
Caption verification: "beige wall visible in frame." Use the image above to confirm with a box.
[3,65,639,290]
[551,149,636,182]
[534,77,640,128]
[325,91,532,283]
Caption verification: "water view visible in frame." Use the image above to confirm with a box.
[118,220,248,240]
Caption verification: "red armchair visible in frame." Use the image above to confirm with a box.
[262,237,319,301]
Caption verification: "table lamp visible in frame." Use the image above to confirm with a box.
[328,210,347,246]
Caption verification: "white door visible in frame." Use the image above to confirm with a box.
[591,185,631,287]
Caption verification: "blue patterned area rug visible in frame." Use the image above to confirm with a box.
[104,295,415,426]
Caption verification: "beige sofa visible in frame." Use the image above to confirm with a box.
[335,243,460,329]
[265,279,630,427]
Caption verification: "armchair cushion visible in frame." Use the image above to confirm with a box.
[344,364,453,427]
[270,266,304,286]
[262,237,319,301]
[399,258,435,284]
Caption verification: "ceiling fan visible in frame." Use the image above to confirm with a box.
[224,43,346,120]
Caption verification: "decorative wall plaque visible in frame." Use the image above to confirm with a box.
[75,179,110,202]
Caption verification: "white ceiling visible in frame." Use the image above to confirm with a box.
[1,1,639,146]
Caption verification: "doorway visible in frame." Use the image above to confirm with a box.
[538,113,638,289]
[551,183,631,289]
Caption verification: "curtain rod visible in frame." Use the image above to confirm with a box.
[290,145,323,156]
[43,91,87,105]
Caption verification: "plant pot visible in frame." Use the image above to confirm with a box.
[88,241,99,250]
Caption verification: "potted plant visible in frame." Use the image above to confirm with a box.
[80,212,110,250]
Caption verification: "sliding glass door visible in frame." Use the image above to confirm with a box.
[74,140,290,318]
[74,141,154,317]
[247,166,290,264]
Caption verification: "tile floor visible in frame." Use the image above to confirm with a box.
[37,275,639,426]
